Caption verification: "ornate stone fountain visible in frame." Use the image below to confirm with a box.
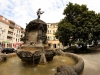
[17,9,56,64]
[15,9,84,75]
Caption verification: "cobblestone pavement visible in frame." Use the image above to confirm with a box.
[78,48,100,75]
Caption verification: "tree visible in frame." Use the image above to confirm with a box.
[55,21,76,46]
[55,2,100,47]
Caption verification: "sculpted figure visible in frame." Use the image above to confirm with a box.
[37,8,44,19]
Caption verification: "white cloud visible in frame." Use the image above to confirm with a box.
[0,0,100,28]
[71,0,100,13]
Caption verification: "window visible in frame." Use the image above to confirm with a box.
[53,44,56,48]
[47,36,52,40]
[53,30,55,34]
[16,34,18,37]
[47,36,49,40]
[16,39,17,42]
[10,21,15,26]
[21,35,23,37]
[58,43,60,46]
[48,44,51,47]
[0,28,2,31]
[55,25,58,28]
[53,36,56,40]
[47,25,49,28]
[49,36,52,40]
[50,24,52,28]
[2,17,5,20]
[17,30,18,33]
[18,39,19,42]
[47,30,49,34]
[49,30,51,34]
[6,20,8,22]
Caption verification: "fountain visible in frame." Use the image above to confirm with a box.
[0,8,84,75]
[17,8,56,64]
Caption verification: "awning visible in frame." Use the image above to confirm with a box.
[2,40,10,43]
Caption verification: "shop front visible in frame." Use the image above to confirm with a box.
[14,42,23,49]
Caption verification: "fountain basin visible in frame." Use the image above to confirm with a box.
[0,52,84,75]
[55,53,84,75]
[17,50,56,64]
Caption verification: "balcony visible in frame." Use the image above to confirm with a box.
[8,29,13,32]
[7,34,13,37]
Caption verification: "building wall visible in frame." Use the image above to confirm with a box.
[47,23,63,49]
[0,15,25,48]
[0,22,9,41]
[0,15,63,49]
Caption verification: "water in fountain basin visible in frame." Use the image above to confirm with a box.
[0,55,76,75]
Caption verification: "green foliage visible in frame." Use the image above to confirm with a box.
[55,2,100,46]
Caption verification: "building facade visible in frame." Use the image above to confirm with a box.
[0,15,63,49]
[0,15,25,49]
[47,23,62,49]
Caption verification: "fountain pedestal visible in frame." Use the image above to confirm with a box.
[17,19,56,64]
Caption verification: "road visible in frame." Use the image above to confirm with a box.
[78,48,100,75]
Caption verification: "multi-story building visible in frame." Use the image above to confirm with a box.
[0,15,63,49]
[0,15,25,48]
[47,23,62,49]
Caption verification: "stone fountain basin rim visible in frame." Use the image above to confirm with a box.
[58,52,84,75]
[0,52,84,75]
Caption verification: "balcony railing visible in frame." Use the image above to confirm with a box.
[7,34,13,37]
[8,29,13,32]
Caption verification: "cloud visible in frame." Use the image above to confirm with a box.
[70,0,100,13]
[0,0,100,28]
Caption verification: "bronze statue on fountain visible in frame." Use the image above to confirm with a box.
[17,8,56,64]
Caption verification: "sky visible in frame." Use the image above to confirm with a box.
[0,0,100,28]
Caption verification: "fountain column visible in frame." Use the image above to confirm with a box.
[39,42,47,64]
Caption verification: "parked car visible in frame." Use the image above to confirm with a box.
[1,48,15,54]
